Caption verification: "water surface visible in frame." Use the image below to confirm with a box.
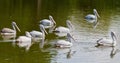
[0,0,120,63]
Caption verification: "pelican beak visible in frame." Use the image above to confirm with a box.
[49,15,56,25]
[93,9,100,18]
[40,24,48,34]
[12,22,21,32]
[111,31,117,41]
[43,27,48,35]
[49,25,56,33]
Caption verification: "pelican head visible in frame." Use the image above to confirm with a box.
[66,20,73,30]
[12,22,21,32]
[67,33,75,42]
[49,15,56,25]
[93,9,100,18]
[39,24,48,34]
[95,38,103,47]
[25,31,32,38]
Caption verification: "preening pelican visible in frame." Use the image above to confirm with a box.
[16,31,32,51]
[53,20,73,37]
[55,33,75,48]
[0,22,21,37]
[40,15,56,29]
[30,24,48,41]
[85,9,100,28]
[96,31,117,47]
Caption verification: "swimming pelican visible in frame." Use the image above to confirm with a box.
[95,31,117,47]
[53,20,73,37]
[85,9,100,28]
[16,31,32,51]
[40,15,56,29]
[29,24,48,41]
[30,25,47,48]
[0,22,21,37]
[55,33,75,48]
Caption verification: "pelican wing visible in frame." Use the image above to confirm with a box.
[1,28,15,33]
[56,40,72,46]
[85,14,96,23]
[55,26,70,33]
[30,31,43,37]
[40,19,52,26]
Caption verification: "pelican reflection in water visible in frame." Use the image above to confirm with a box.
[66,49,76,59]
[53,20,73,37]
[95,31,117,47]
[55,33,75,48]
[16,31,32,51]
[85,9,100,28]
[0,22,21,39]
[110,47,118,58]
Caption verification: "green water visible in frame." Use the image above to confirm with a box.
[0,0,120,63]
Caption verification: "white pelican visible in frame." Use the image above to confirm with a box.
[16,31,32,51]
[0,22,21,37]
[29,24,48,42]
[85,9,100,28]
[40,15,56,29]
[53,20,73,37]
[55,33,75,48]
[96,31,117,47]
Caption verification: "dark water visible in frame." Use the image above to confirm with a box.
[0,0,120,63]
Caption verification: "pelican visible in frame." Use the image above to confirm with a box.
[55,33,75,48]
[30,25,48,48]
[0,22,21,37]
[16,31,32,51]
[95,31,117,47]
[29,24,48,41]
[53,20,73,37]
[85,9,100,28]
[40,15,56,29]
